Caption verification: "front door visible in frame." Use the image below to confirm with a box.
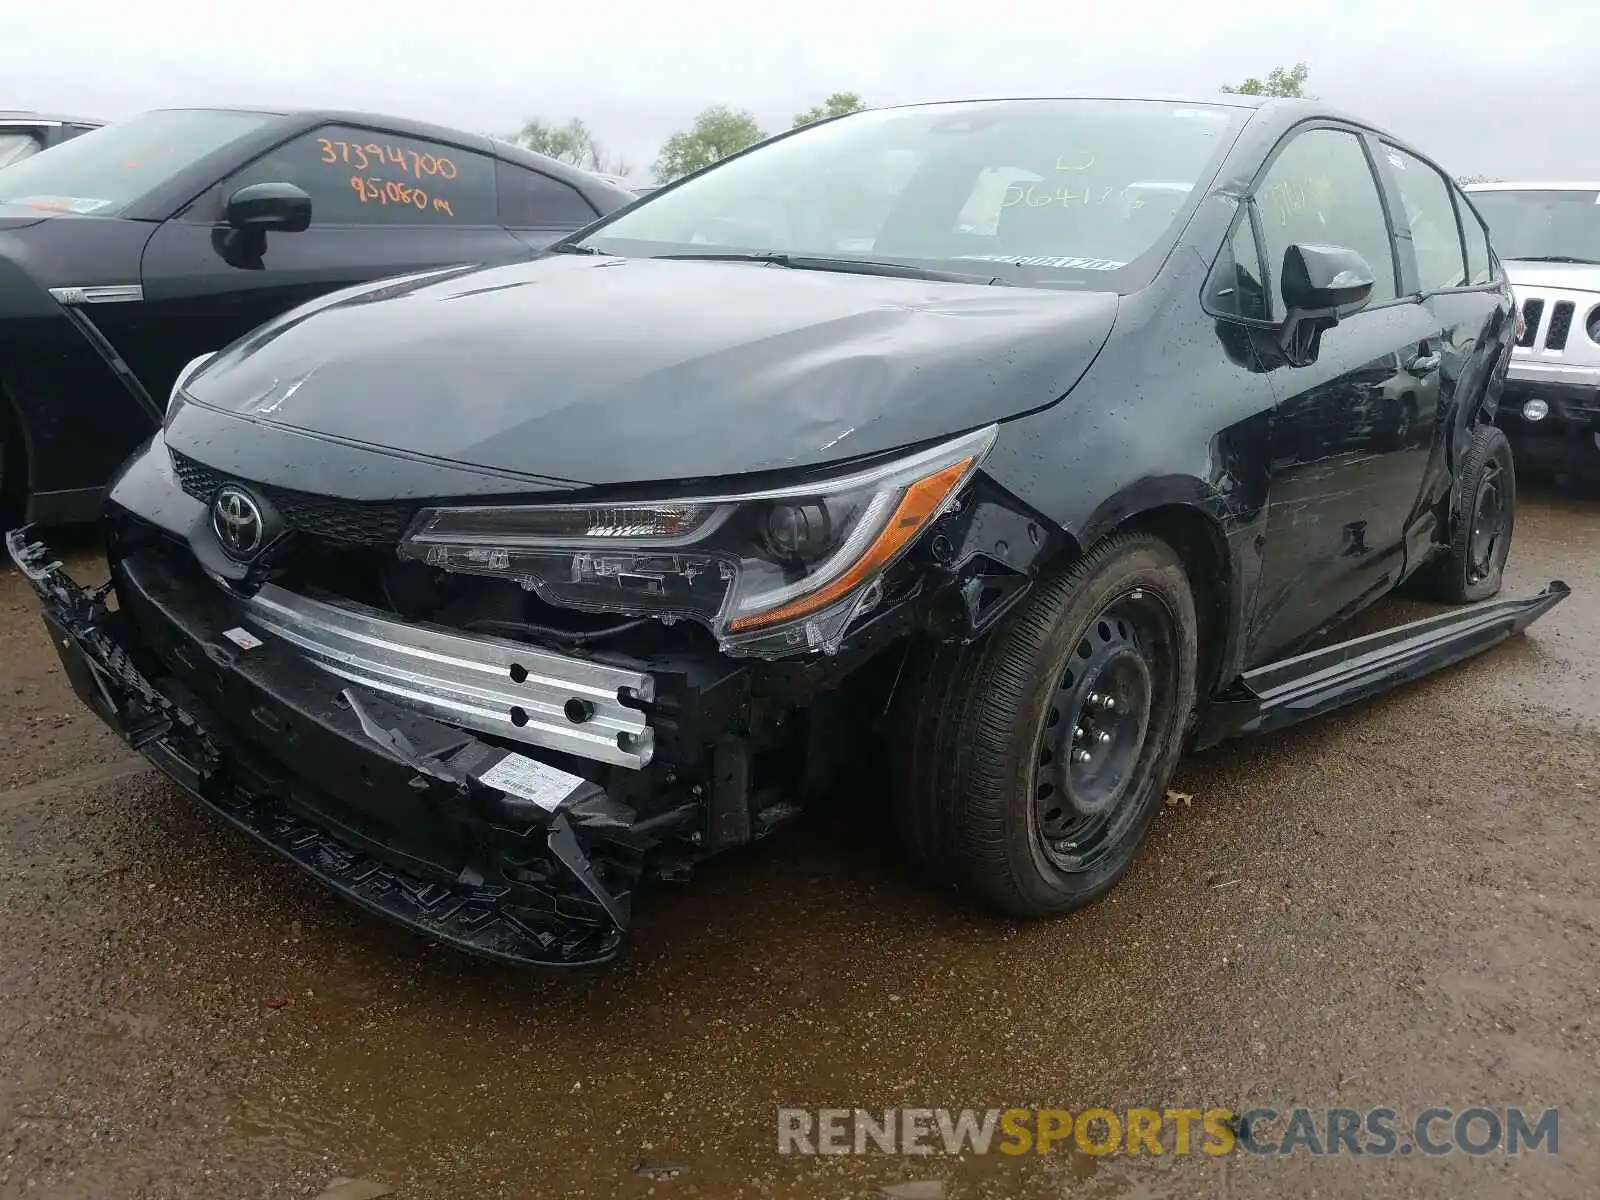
[131,123,530,402]
[1248,125,1439,663]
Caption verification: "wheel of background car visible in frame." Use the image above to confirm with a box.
[891,530,1198,917]
[1428,424,1516,604]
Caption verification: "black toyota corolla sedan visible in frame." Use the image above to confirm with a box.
[0,106,635,524]
[10,96,1567,967]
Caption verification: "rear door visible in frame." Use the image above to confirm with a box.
[496,159,604,252]
[1371,142,1509,567]
[1248,124,1442,662]
[132,123,529,399]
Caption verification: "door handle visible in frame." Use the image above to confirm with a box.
[1406,347,1442,375]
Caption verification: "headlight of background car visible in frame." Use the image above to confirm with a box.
[397,424,997,657]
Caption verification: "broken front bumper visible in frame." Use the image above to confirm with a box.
[6,528,688,968]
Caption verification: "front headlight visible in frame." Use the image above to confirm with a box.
[398,424,997,657]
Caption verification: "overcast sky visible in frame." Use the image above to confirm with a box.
[6,0,1593,181]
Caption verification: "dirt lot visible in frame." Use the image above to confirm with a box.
[2,486,1597,1200]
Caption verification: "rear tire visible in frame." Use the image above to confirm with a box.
[1429,424,1515,604]
[892,531,1198,917]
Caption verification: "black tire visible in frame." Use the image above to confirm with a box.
[892,530,1199,918]
[0,400,21,533]
[1387,394,1417,452]
[1429,424,1515,604]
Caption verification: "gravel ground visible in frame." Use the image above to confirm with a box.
[1,485,1596,1200]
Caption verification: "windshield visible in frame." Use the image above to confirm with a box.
[577,99,1242,288]
[1469,188,1600,264]
[0,109,275,215]
[0,133,41,169]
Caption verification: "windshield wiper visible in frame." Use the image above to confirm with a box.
[655,251,1012,286]
[1508,255,1600,265]
[545,243,611,256]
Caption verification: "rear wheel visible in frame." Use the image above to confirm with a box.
[1429,424,1516,604]
[892,531,1198,917]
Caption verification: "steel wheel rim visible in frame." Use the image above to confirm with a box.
[1467,459,1507,583]
[1033,590,1176,874]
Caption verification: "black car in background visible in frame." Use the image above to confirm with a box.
[0,111,105,169]
[0,107,635,523]
[10,96,1566,967]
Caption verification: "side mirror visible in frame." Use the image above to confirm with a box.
[1277,243,1375,367]
[225,182,311,233]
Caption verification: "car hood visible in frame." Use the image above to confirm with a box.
[0,203,52,232]
[1501,260,1600,293]
[179,254,1118,489]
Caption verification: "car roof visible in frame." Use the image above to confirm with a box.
[860,94,1386,136]
[1462,181,1600,192]
[873,94,1333,115]
[0,110,105,128]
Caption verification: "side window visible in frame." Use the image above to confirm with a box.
[1381,144,1467,292]
[0,132,42,168]
[226,125,497,226]
[1231,214,1271,320]
[495,161,598,229]
[1253,128,1398,315]
[1206,210,1271,321]
[1455,192,1493,285]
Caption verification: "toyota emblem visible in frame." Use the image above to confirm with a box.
[211,485,266,560]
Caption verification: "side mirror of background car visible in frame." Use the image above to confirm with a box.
[225,182,312,233]
[1277,243,1375,367]
[215,182,312,270]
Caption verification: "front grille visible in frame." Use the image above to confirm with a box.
[1545,301,1575,350]
[1517,298,1544,347]
[169,450,417,545]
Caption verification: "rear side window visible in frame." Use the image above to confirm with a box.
[1381,143,1467,292]
[1456,192,1493,284]
[495,161,598,229]
[226,125,498,226]
[0,132,42,168]
[1253,128,1399,313]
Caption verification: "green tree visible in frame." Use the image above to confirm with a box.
[1222,62,1311,98]
[792,91,866,128]
[506,117,629,177]
[653,106,766,183]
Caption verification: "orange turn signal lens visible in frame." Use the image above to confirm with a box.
[726,456,975,632]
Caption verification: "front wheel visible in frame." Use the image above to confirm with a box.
[892,531,1198,918]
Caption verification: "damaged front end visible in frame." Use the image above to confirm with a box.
[8,422,1054,967]
[9,529,664,965]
